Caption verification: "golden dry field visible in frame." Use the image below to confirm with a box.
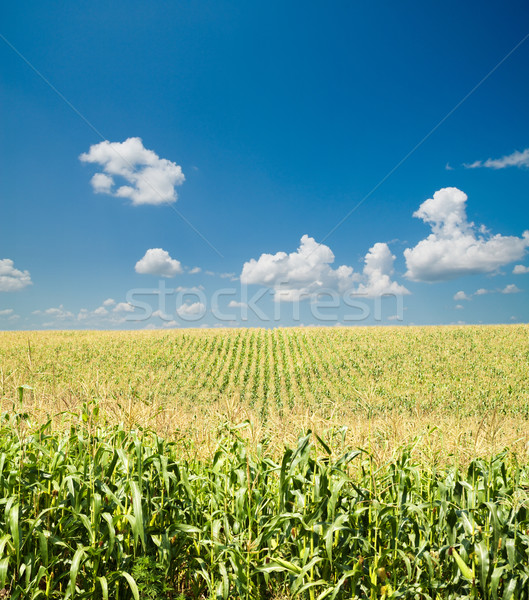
[1,324,528,461]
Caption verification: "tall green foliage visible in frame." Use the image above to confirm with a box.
[0,403,528,599]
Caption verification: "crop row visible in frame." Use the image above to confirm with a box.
[1,326,528,423]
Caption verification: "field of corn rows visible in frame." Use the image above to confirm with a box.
[1,326,528,458]
[0,325,528,598]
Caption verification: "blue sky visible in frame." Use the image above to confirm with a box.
[1,1,529,329]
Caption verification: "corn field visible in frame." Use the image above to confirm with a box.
[1,326,528,458]
[0,401,528,599]
[0,325,528,598]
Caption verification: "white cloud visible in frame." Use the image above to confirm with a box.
[464,148,529,170]
[404,188,529,282]
[163,320,179,328]
[103,298,116,306]
[454,291,470,301]
[113,302,135,313]
[135,248,183,277]
[91,173,114,193]
[189,267,201,274]
[0,309,14,316]
[356,243,410,297]
[220,272,235,279]
[455,304,464,310]
[78,302,135,324]
[513,265,529,275]
[228,300,248,308]
[464,285,521,298]
[33,300,141,327]
[0,259,32,292]
[40,305,74,320]
[501,284,521,294]
[79,137,185,205]
[241,235,408,301]
[241,235,357,301]
[177,301,206,318]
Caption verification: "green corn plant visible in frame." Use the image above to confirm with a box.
[0,397,528,599]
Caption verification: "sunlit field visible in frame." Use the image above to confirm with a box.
[0,325,528,598]
[2,325,528,459]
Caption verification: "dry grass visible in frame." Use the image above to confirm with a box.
[1,324,528,462]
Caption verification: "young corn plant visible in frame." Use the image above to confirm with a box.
[0,400,528,599]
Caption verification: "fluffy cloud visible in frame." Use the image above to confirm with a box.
[163,320,179,328]
[454,291,471,301]
[0,309,14,316]
[241,235,408,301]
[241,235,356,301]
[135,248,183,277]
[79,137,185,205]
[177,302,206,319]
[501,284,521,294]
[31,299,142,327]
[228,300,248,308]
[513,265,529,275]
[462,285,521,298]
[113,302,135,313]
[32,305,75,321]
[78,301,136,324]
[0,259,32,292]
[465,148,529,170]
[356,243,409,297]
[404,188,529,282]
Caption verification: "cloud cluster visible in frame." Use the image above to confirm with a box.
[404,188,529,282]
[465,148,529,170]
[177,301,206,318]
[0,259,32,292]
[135,248,183,277]
[513,264,529,275]
[33,305,75,321]
[33,300,139,327]
[453,284,521,302]
[241,235,408,301]
[241,235,355,301]
[80,137,185,205]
